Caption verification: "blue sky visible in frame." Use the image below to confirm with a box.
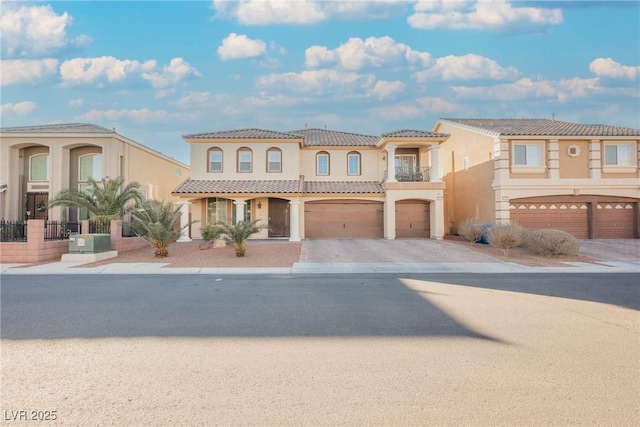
[1,0,639,164]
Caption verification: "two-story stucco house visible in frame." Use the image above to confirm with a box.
[434,118,640,239]
[172,128,449,241]
[0,123,190,222]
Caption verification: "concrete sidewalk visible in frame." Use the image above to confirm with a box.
[2,260,639,274]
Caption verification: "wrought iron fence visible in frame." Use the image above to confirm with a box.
[44,221,81,241]
[121,220,138,237]
[0,220,27,242]
[395,166,431,182]
[89,219,111,234]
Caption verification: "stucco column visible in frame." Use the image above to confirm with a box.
[548,139,559,179]
[431,196,445,240]
[429,144,441,182]
[386,145,397,182]
[589,140,602,179]
[289,201,300,242]
[176,201,191,242]
[383,199,396,239]
[233,200,245,224]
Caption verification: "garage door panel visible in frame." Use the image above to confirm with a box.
[396,201,430,238]
[596,203,636,239]
[305,201,383,239]
[510,203,589,239]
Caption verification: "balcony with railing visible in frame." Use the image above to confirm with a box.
[384,166,431,182]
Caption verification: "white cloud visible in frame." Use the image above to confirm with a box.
[305,36,431,70]
[212,0,406,25]
[413,54,519,81]
[257,69,376,95]
[370,96,462,120]
[1,101,37,115]
[213,0,325,25]
[0,4,90,57]
[218,33,267,60]
[0,58,58,86]
[60,56,157,85]
[68,98,84,107]
[451,77,601,102]
[371,81,405,99]
[142,58,201,88]
[416,96,461,113]
[75,108,173,123]
[408,0,563,32]
[589,58,639,80]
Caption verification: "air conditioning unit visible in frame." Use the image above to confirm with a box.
[69,234,111,253]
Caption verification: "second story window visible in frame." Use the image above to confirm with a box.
[347,152,361,176]
[208,148,223,173]
[79,153,103,181]
[604,144,631,166]
[267,148,282,173]
[513,144,541,166]
[316,152,329,176]
[29,153,49,181]
[237,148,252,173]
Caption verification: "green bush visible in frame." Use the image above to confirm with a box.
[486,222,527,256]
[524,229,579,257]
[456,218,486,243]
[200,223,222,242]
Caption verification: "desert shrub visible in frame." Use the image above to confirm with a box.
[524,229,579,257]
[456,218,487,243]
[486,222,527,256]
[200,223,222,242]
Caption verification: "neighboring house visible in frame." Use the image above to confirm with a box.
[0,123,190,222]
[172,128,449,240]
[434,118,640,239]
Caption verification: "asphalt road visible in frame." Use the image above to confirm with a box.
[2,273,639,426]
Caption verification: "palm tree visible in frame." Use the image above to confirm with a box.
[126,199,187,257]
[48,176,142,230]
[216,220,265,257]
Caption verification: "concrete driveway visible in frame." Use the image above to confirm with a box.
[578,239,640,261]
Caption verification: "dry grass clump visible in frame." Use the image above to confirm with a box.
[456,218,487,243]
[524,229,579,257]
[486,222,527,256]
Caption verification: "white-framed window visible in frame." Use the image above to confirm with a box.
[29,153,49,181]
[316,152,329,176]
[604,144,631,166]
[79,153,103,181]
[232,201,252,225]
[237,148,252,173]
[347,152,361,176]
[267,148,282,173]
[208,148,223,173]
[513,144,542,166]
[207,197,228,225]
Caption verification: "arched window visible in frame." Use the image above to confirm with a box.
[316,151,330,176]
[237,147,253,173]
[29,153,49,181]
[79,153,103,181]
[347,151,361,176]
[267,148,282,173]
[208,147,223,173]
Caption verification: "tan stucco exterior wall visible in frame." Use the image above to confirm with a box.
[299,146,383,181]
[436,124,496,232]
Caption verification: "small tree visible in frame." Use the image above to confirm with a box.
[199,223,223,249]
[216,220,265,257]
[127,199,188,257]
[486,222,527,256]
[48,176,142,229]
[456,218,487,243]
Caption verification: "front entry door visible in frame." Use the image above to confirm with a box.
[268,198,290,237]
[26,192,49,220]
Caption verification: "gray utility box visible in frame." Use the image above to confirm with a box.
[69,234,111,253]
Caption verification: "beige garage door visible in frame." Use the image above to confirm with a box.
[595,203,636,239]
[510,202,590,239]
[396,200,430,238]
[305,200,383,238]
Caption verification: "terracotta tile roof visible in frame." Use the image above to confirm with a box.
[172,178,304,194]
[183,128,301,139]
[304,181,385,194]
[440,118,640,136]
[289,128,379,147]
[0,123,115,134]
[382,129,449,138]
